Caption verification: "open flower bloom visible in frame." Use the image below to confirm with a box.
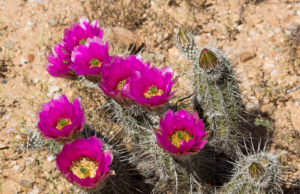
[46,44,77,79]
[62,17,104,53]
[37,94,85,143]
[154,109,209,156]
[126,66,177,111]
[71,37,111,83]
[56,136,114,188]
[98,55,150,106]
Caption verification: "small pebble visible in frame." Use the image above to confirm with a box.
[273,27,281,34]
[20,180,33,189]
[25,157,35,166]
[274,47,282,53]
[268,31,275,37]
[48,19,58,27]
[4,114,11,120]
[27,20,36,28]
[5,40,14,50]
[258,53,265,59]
[47,155,56,163]
[155,54,164,62]
[285,30,292,36]
[13,165,20,170]
[29,187,40,194]
[47,86,60,97]
[20,57,29,65]
[28,54,35,63]
[271,69,279,76]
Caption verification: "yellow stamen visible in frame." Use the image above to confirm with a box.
[169,130,193,148]
[143,86,164,98]
[116,79,127,90]
[56,118,72,130]
[70,157,99,179]
[89,58,102,68]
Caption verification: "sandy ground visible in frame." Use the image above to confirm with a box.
[0,0,300,193]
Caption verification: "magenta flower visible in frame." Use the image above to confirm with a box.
[56,136,114,188]
[71,37,111,83]
[98,55,150,106]
[126,66,177,111]
[154,109,209,156]
[37,94,85,142]
[46,44,77,79]
[62,17,104,53]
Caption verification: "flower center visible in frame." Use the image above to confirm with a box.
[90,58,102,68]
[169,130,193,148]
[70,157,99,179]
[143,85,164,98]
[116,79,127,90]
[56,118,72,130]
[63,60,68,64]
[79,39,87,44]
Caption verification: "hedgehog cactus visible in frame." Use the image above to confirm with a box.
[175,28,241,152]
[222,140,286,194]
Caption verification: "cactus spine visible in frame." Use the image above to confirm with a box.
[175,29,241,152]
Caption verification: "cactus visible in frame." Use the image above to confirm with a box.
[10,125,62,155]
[102,85,209,193]
[129,130,205,193]
[222,139,287,194]
[175,29,242,153]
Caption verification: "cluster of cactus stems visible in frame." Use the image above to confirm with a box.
[9,17,290,194]
[175,29,241,153]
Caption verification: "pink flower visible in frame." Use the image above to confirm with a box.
[98,55,150,106]
[56,136,114,188]
[46,44,77,79]
[71,37,111,83]
[36,94,85,142]
[154,109,209,156]
[62,17,104,53]
[126,66,177,111]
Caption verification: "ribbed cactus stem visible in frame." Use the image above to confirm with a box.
[175,29,241,152]
[192,49,241,149]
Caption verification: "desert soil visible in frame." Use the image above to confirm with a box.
[0,0,300,193]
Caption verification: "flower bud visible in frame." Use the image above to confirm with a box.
[198,48,219,71]
[176,28,193,47]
